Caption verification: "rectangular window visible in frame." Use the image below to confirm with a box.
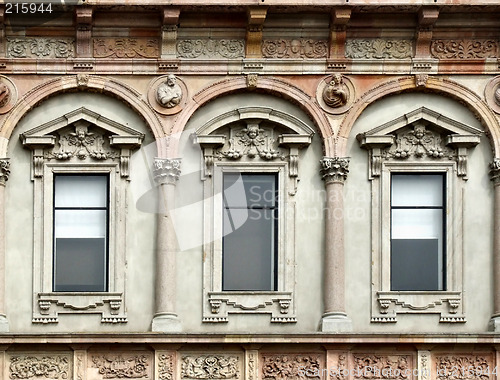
[53,174,109,292]
[390,173,445,291]
[222,173,278,291]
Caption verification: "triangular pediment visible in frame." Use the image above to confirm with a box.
[360,107,482,140]
[21,107,144,143]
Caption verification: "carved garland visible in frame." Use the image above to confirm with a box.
[9,355,70,379]
[92,354,150,379]
[345,39,413,59]
[430,39,498,59]
[261,354,322,379]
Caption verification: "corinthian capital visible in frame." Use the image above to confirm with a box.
[320,157,349,184]
[153,158,181,185]
[0,159,10,186]
[490,158,500,184]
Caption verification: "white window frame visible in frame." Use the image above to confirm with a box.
[195,107,314,323]
[358,107,481,323]
[21,107,143,323]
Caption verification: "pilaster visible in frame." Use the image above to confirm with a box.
[0,159,8,332]
[489,159,500,331]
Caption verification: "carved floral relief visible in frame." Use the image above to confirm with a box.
[261,354,322,379]
[7,38,75,58]
[353,355,411,380]
[158,354,174,380]
[435,355,492,380]
[9,355,70,379]
[91,354,150,379]
[177,39,244,59]
[262,39,328,58]
[181,355,240,379]
[430,39,498,59]
[345,39,413,59]
[93,38,159,58]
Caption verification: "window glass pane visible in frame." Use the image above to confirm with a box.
[392,174,443,207]
[54,238,106,292]
[55,210,106,238]
[223,208,275,291]
[392,209,442,239]
[55,175,107,208]
[391,238,440,291]
[224,173,277,208]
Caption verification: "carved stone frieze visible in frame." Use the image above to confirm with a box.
[93,38,159,58]
[158,354,174,380]
[7,38,75,58]
[261,354,322,379]
[353,355,411,379]
[430,39,498,59]
[0,158,10,186]
[435,355,492,380]
[345,39,413,59]
[177,39,244,59]
[153,158,182,185]
[91,354,150,379]
[9,355,71,379]
[262,39,328,58]
[181,355,240,379]
[320,157,349,184]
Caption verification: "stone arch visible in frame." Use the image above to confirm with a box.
[337,76,500,157]
[171,76,334,156]
[0,75,165,157]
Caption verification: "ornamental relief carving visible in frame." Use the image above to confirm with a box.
[158,354,174,380]
[181,355,240,379]
[0,159,10,186]
[93,38,159,58]
[261,354,322,379]
[7,38,75,58]
[353,355,411,380]
[9,355,71,379]
[345,39,413,59]
[435,355,492,380]
[177,39,244,59]
[262,39,328,58]
[91,354,150,379]
[430,39,498,59]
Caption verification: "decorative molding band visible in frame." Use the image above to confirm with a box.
[261,354,323,379]
[430,39,498,59]
[177,39,244,59]
[204,292,296,324]
[345,39,413,59]
[153,158,182,185]
[0,158,10,186]
[262,39,328,59]
[93,38,160,58]
[181,354,240,379]
[8,354,71,379]
[33,293,126,324]
[320,157,349,184]
[7,38,75,58]
[92,354,151,378]
[373,291,465,323]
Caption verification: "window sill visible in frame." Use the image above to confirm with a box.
[33,292,126,324]
[372,291,464,323]
[203,291,296,323]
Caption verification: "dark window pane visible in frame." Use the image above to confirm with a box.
[223,173,277,208]
[223,209,275,291]
[391,239,440,291]
[54,238,106,292]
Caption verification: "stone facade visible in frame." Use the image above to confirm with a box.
[0,0,500,378]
